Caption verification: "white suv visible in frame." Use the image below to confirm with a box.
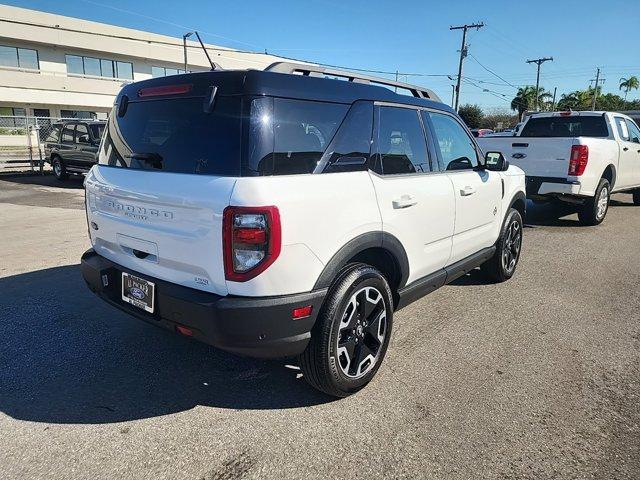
[81,63,526,397]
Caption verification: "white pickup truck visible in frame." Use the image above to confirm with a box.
[478,111,640,225]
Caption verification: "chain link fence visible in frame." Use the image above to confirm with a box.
[0,116,74,174]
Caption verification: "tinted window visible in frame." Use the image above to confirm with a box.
[101,96,242,176]
[45,124,61,143]
[75,124,89,143]
[61,125,75,143]
[428,112,478,170]
[375,107,429,175]
[627,120,640,143]
[245,97,348,176]
[89,123,105,140]
[321,101,373,173]
[521,116,609,137]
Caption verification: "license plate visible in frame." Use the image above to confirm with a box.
[121,272,155,313]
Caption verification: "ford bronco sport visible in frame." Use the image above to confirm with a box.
[81,63,526,397]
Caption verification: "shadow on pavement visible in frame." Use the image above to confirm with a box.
[0,173,84,190]
[0,265,333,424]
[524,200,582,227]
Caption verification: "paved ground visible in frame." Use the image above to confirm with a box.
[1,174,639,480]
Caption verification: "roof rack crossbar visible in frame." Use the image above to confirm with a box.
[265,62,441,102]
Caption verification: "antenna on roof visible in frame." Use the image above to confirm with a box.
[194,31,216,70]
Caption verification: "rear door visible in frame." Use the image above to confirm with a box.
[59,123,77,165]
[85,86,242,295]
[426,110,502,265]
[626,120,640,186]
[613,116,640,188]
[369,104,454,284]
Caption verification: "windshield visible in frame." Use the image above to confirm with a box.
[520,116,609,138]
[100,96,242,176]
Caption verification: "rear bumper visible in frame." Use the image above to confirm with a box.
[81,249,326,358]
[526,176,581,197]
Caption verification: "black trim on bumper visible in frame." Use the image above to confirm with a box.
[81,249,326,358]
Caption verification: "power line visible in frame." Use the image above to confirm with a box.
[467,54,519,89]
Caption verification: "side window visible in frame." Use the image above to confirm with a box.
[75,124,89,144]
[615,117,630,141]
[375,106,430,175]
[321,101,373,173]
[61,124,75,143]
[428,112,478,170]
[45,124,61,143]
[626,120,640,144]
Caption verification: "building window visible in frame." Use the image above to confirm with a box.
[61,110,97,120]
[152,65,188,77]
[65,54,133,80]
[0,45,39,70]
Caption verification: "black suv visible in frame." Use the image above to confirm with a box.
[45,120,106,180]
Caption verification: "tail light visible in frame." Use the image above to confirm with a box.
[223,206,281,282]
[568,145,589,176]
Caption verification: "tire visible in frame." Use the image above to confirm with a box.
[299,264,393,397]
[633,189,640,206]
[51,156,69,181]
[578,178,610,226]
[481,208,523,283]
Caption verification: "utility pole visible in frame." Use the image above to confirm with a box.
[590,68,604,110]
[450,22,484,111]
[551,87,557,111]
[526,57,553,111]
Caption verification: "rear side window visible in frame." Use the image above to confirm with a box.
[626,120,640,143]
[61,125,74,143]
[101,96,242,176]
[75,124,89,144]
[245,97,348,176]
[374,106,430,175]
[45,124,61,143]
[428,112,478,170]
[521,116,609,137]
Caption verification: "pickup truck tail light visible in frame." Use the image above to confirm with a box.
[223,206,281,282]
[568,145,589,176]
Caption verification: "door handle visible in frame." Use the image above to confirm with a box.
[460,185,476,196]
[392,194,418,209]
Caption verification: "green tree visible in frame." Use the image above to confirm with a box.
[510,86,552,118]
[457,104,484,129]
[619,76,639,101]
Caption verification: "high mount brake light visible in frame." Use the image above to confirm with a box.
[138,84,192,98]
[568,145,589,176]
[223,206,281,282]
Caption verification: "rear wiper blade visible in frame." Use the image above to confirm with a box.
[126,152,163,169]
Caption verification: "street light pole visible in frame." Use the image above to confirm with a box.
[183,32,194,72]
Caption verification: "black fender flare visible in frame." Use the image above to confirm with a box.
[508,190,527,217]
[313,231,410,290]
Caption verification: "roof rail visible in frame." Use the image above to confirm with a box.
[265,62,441,102]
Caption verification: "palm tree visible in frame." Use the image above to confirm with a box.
[619,76,639,101]
[511,86,553,118]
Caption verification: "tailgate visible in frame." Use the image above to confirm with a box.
[85,166,236,295]
[479,137,575,177]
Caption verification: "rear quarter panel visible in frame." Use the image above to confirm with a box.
[228,171,382,296]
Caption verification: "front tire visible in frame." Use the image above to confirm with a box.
[51,156,68,181]
[299,264,393,397]
[482,208,523,283]
[578,178,610,226]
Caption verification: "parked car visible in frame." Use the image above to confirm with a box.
[44,120,106,180]
[81,63,526,397]
[478,111,640,225]
[470,128,494,138]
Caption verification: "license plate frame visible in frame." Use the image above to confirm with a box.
[121,272,155,313]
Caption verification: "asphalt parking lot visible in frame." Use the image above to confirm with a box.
[1,174,638,480]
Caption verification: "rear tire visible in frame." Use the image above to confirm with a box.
[633,189,640,206]
[578,178,610,226]
[298,264,393,397]
[51,156,68,181]
[481,208,523,283]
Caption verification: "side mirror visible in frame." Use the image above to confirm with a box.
[78,134,90,144]
[485,151,509,171]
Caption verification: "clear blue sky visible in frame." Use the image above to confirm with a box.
[5,0,640,110]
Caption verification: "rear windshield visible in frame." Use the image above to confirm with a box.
[520,116,609,138]
[100,94,350,176]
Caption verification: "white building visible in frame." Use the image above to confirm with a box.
[0,4,291,120]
